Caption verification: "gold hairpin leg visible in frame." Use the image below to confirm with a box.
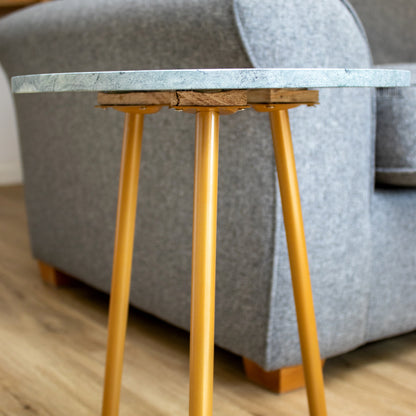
[189,109,220,416]
[102,106,160,416]
[268,107,327,416]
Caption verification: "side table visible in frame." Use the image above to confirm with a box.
[12,68,410,416]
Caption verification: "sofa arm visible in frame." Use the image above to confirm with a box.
[374,63,416,186]
[235,0,376,368]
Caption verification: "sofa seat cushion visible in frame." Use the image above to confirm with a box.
[375,63,416,186]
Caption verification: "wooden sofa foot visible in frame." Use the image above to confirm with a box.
[243,357,325,394]
[37,260,76,286]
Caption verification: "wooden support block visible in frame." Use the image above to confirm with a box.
[97,88,319,107]
[171,89,248,106]
[97,91,172,106]
[247,88,319,104]
[243,357,325,394]
[37,260,76,287]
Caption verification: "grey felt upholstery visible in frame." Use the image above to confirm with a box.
[1,0,415,372]
[374,63,416,186]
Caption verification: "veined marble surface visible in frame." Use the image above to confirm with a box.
[12,68,410,93]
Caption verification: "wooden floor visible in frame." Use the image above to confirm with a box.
[0,185,415,415]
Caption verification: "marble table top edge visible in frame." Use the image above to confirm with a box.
[11,68,411,94]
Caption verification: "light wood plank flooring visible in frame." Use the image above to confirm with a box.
[0,185,415,415]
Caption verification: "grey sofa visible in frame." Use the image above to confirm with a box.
[1,0,415,378]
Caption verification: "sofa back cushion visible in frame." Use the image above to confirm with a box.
[348,0,416,64]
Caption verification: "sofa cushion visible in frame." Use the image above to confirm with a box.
[348,0,416,65]
[375,63,416,186]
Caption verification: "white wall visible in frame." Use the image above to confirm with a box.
[0,64,23,185]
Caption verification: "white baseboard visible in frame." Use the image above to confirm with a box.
[0,161,23,185]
